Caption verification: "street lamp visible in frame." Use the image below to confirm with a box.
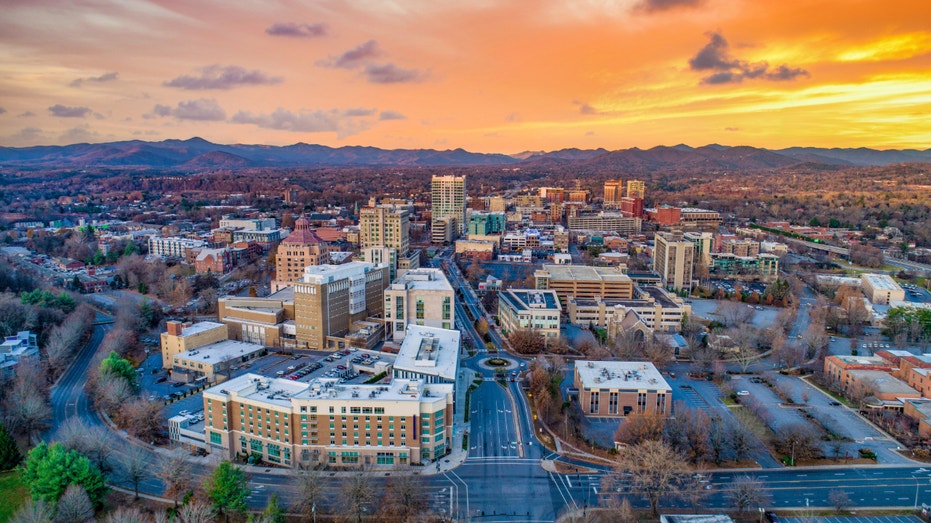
[759,507,765,523]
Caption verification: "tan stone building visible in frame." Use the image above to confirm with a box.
[219,288,296,348]
[273,217,329,292]
[384,269,455,341]
[534,264,634,307]
[574,361,671,417]
[160,321,228,370]
[653,231,695,292]
[293,262,389,350]
[202,374,453,467]
[861,273,905,305]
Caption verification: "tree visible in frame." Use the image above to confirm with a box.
[377,473,428,522]
[775,424,821,464]
[261,493,285,523]
[204,461,250,523]
[613,412,666,446]
[508,329,546,354]
[730,423,754,463]
[176,501,217,523]
[9,498,55,523]
[103,507,147,523]
[118,445,150,500]
[157,449,193,508]
[114,398,164,442]
[716,300,752,328]
[729,475,769,512]
[293,468,325,521]
[54,484,94,523]
[99,351,138,391]
[54,417,114,472]
[3,362,51,441]
[0,423,22,470]
[465,259,484,284]
[828,488,851,513]
[339,470,375,523]
[19,443,107,506]
[616,440,686,517]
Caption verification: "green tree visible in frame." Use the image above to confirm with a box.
[0,423,22,470]
[123,242,137,257]
[260,492,285,523]
[19,442,107,506]
[99,351,138,391]
[204,461,250,523]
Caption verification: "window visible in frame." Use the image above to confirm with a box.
[396,296,404,319]
[637,392,647,413]
[210,432,222,445]
[442,297,451,320]
[250,439,263,452]
[589,391,599,414]
[609,392,618,415]
[416,299,425,319]
[377,452,394,465]
[342,451,359,464]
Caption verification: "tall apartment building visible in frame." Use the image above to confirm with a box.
[384,269,455,341]
[431,175,466,240]
[654,231,695,292]
[534,264,634,306]
[603,180,623,207]
[273,217,329,291]
[720,238,760,257]
[293,262,389,350]
[627,180,645,199]
[202,374,453,468]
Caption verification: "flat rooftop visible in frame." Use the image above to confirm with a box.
[174,339,265,364]
[389,268,453,292]
[831,355,890,366]
[847,370,919,396]
[500,289,561,312]
[204,373,452,408]
[540,264,631,283]
[575,360,670,391]
[176,321,226,337]
[303,261,380,284]
[394,325,460,381]
[863,274,903,291]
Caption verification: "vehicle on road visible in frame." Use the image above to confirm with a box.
[736,390,750,396]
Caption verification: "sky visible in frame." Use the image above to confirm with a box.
[1,0,930,153]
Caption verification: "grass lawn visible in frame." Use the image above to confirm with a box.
[0,471,28,521]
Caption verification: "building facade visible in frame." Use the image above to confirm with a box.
[160,321,229,370]
[274,217,329,292]
[431,175,467,238]
[384,269,455,341]
[574,361,671,417]
[653,231,695,292]
[393,325,460,384]
[497,289,562,342]
[534,264,635,306]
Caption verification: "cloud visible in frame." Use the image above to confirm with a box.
[724,127,741,131]
[317,40,382,69]
[505,112,521,122]
[69,71,118,88]
[343,108,376,117]
[18,111,35,118]
[164,65,282,90]
[266,22,327,38]
[0,107,5,115]
[689,31,809,85]
[379,110,406,121]
[148,99,226,121]
[636,0,703,12]
[230,107,369,137]
[49,104,92,118]
[572,100,602,115]
[59,125,99,143]
[363,63,427,84]
[8,127,43,143]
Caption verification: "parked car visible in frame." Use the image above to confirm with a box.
[736,390,750,396]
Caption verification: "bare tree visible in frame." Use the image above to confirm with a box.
[54,484,94,523]
[3,361,51,440]
[614,411,666,446]
[176,501,217,523]
[293,467,326,521]
[716,301,753,328]
[616,440,686,517]
[730,423,755,463]
[729,475,770,512]
[55,417,115,472]
[729,326,761,373]
[118,445,151,500]
[157,449,193,508]
[114,398,164,442]
[828,489,850,513]
[103,507,148,523]
[377,473,429,522]
[339,469,376,523]
[775,424,821,464]
[10,499,55,523]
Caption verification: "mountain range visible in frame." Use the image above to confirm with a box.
[1,137,930,171]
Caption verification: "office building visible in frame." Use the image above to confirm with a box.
[653,231,695,292]
[603,180,624,206]
[393,325,461,384]
[273,217,330,292]
[862,274,906,305]
[219,288,296,348]
[567,213,642,235]
[467,212,506,236]
[219,216,277,231]
[384,269,455,341]
[620,197,644,219]
[293,262,389,350]
[709,253,779,281]
[574,361,670,417]
[679,208,722,228]
[431,216,457,245]
[720,239,760,257]
[534,264,635,306]
[359,205,410,256]
[497,290,562,342]
[684,231,713,267]
[627,180,645,199]
[431,175,467,238]
[148,236,206,259]
[202,374,453,468]
[171,339,265,384]
[160,321,229,370]
[565,286,690,333]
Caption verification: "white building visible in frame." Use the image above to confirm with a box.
[393,325,461,384]
[384,269,455,341]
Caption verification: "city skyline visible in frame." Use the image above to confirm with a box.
[1,0,929,152]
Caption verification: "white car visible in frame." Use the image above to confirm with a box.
[736,390,750,396]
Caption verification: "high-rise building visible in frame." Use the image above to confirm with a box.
[359,204,418,279]
[274,217,329,291]
[627,180,645,199]
[603,180,623,206]
[384,268,455,341]
[653,231,695,292]
[293,262,389,350]
[431,175,466,240]
[619,197,644,219]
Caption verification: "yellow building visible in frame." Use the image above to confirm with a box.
[273,217,329,292]
[534,264,634,307]
[160,321,228,370]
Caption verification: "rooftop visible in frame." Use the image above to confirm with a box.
[500,289,561,312]
[394,325,460,381]
[177,321,227,337]
[174,339,265,364]
[538,264,632,284]
[204,373,452,408]
[575,360,670,391]
[862,273,903,291]
[847,370,920,396]
[388,268,453,292]
[302,261,380,284]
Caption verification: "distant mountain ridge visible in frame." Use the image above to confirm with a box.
[1,137,929,169]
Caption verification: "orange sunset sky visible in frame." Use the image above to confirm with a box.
[1,0,929,153]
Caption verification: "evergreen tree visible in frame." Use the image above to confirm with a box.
[19,442,107,506]
[204,461,250,523]
[0,423,22,470]
[260,493,285,523]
